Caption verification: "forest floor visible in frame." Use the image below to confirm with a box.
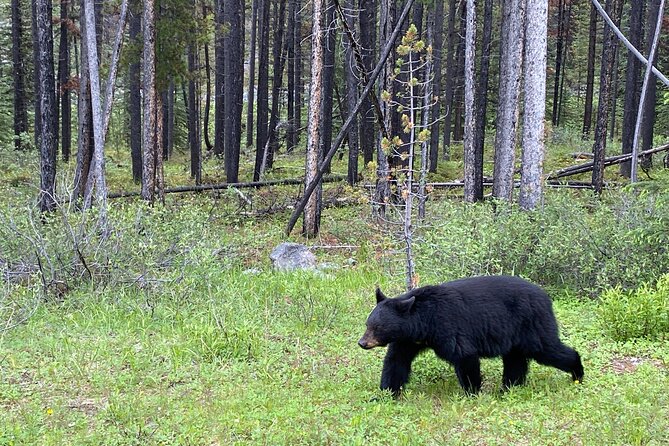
[1,136,669,445]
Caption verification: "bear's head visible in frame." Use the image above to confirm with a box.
[358,287,415,349]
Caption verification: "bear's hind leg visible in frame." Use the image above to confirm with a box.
[532,344,584,382]
[502,349,529,389]
[454,356,482,394]
[381,342,424,397]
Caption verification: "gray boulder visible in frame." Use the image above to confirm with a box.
[270,243,317,271]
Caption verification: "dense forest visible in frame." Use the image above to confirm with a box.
[1,1,669,444]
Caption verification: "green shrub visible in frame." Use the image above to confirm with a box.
[597,275,669,342]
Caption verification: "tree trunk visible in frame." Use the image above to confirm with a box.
[551,0,565,126]
[188,25,201,184]
[11,0,28,151]
[203,37,213,152]
[31,1,42,151]
[58,0,71,161]
[303,0,326,236]
[319,1,336,174]
[640,0,661,169]
[620,0,645,177]
[265,0,288,172]
[463,0,477,203]
[141,0,161,203]
[519,0,547,210]
[428,0,444,172]
[214,0,225,157]
[344,0,360,185]
[35,0,57,212]
[591,0,621,194]
[74,0,94,200]
[358,0,376,164]
[441,0,457,159]
[582,2,597,138]
[128,0,142,183]
[293,0,303,151]
[452,4,466,142]
[492,0,525,201]
[472,0,493,201]
[247,0,259,148]
[224,0,244,182]
[254,0,271,180]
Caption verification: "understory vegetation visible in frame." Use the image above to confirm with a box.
[1,143,668,445]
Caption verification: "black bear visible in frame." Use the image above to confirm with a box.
[358,275,584,395]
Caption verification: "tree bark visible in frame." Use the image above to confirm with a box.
[463,0,477,203]
[620,0,645,177]
[224,0,244,182]
[213,0,225,157]
[188,23,201,184]
[74,0,94,200]
[319,1,336,174]
[11,0,28,151]
[31,1,42,151]
[128,0,142,183]
[519,0,547,210]
[358,0,376,165]
[441,0,457,159]
[247,0,259,148]
[582,2,597,138]
[254,0,271,180]
[35,0,57,212]
[303,0,326,236]
[57,0,71,161]
[493,0,525,201]
[344,0,360,185]
[640,0,662,170]
[591,0,621,194]
[428,0,444,172]
[551,0,566,126]
[293,0,303,151]
[203,38,213,152]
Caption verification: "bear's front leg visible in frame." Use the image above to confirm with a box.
[453,355,482,394]
[380,342,424,397]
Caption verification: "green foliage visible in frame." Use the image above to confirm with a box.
[598,275,669,342]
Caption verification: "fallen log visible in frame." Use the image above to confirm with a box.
[362,180,595,191]
[108,175,347,199]
[547,142,669,180]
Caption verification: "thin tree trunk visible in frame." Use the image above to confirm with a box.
[11,0,28,151]
[203,38,213,152]
[428,0,444,172]
[224,0,244,182]
[247,0,258,148]
[639,0,662,171]
[304,0,326,236]
[452,4,466,142]
[344,0,360,184]
[188,20,202,184]
[128,0,142,183]
[74,0,94,200]
[492,0,525,201]
[32,1,42,151]
[620,0,645,177]
[519,0,548,210]
[463,0,477,203]
[58,0,71,161]
[441,0,457,159]
[214,0,225,156]
[254,0,270,180]
[358,0,376,164]
[591,0,621,194]
[36,0,57,212]
[551,0,565,126]
[582,2,597,138]
[319,1,336,174]
[265,0,288,172]
[141,0,160,202]
[609,43,620,141]
[293,0,303,151]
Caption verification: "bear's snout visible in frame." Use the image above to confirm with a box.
[358,331,380,349]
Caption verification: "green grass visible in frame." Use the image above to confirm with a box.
[1,136,669,444]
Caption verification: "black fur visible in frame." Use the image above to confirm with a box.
[358,276,584,396]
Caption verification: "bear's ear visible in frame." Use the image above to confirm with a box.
[396,296,415,313]
[375,287,387,304]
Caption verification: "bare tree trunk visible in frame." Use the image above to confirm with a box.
[303,0,326,236]
[214,0,225,157]
[224,0,244,182]
[519,0,547,210]
[203,37,213,152]
[11,0,28,151]
[462,0,477,203]
[293,0,303,151]
[428,0,444,172]
[620,0,645,177]
[591,0,621,194]
[639,0,662,171]
[582,2,597,138]
[36,0,57,212]
[74,0,94,200]
[247,0,259,148]
[128,0,142,183]
[319,1,336,174]
[551,0,565,126]
[265,0,288,172]
[188,28,201,184]
[57,0,71,161]
[493,0,525,201]
[344,0,360,185]
[452,5,466,142]
[254,0,270,180]
[141,0,161,203]
[441,0,457,159]
[31,1,42,151]
[358,0,376,165]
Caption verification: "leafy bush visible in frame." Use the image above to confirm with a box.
[597,275,669,342]
[417,190,669,295]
